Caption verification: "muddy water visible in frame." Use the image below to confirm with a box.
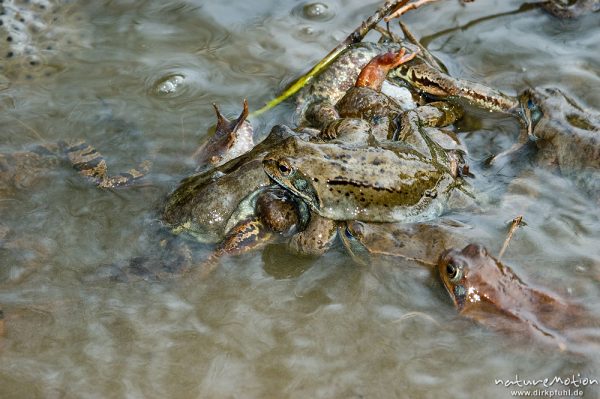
[0,0,599,397]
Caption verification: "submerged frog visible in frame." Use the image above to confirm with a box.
[519,87,600,200]
[340,219,484,267]
[438,244,600,353]
[0,140,150,193]
[541,0,600,18]
[164,120,343,264]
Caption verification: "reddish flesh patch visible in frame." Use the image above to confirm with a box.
[355,47,418,91]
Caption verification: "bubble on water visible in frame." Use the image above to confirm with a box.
[294,25,325,43]
[293,2,335,22]
[151,74,186,97]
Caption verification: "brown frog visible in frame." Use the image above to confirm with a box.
[438,244,600,353]
[163,124,297,244]
[323,48,464,143]
[340,219,482,267]
[296,41,517,132]
[0,140,150,193]
[519,87,600,201]
[164,121,338,263]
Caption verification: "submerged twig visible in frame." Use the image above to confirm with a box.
[250,0,411,117]
[398,21,443,70]
[498,215,524,261]
[393,311,440,326]
[385,0,444,21]
[374,25,403,43]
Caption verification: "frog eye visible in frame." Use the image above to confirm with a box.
[277,160,292,176]
[344,226,354,239]
[446,262,463,283]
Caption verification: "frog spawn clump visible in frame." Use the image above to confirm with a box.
[0,0,87,82]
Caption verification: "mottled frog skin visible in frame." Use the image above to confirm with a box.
[520,87,600,201]
[340,219,479,267]
[162,125,299,243]
[263,135,461,223]
[163,126,288,243]
[164,121,339,260]
[438,244,600,353]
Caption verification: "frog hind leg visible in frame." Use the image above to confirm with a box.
[60,140,151,188]
[198,217,275,277]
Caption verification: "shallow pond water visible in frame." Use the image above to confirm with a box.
[0,0,599,398]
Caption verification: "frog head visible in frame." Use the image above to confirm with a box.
[262,138,321,211]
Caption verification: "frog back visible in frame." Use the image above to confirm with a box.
[294,42,397,125]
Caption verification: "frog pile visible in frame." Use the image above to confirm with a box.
[159,4,600,351]
[162,32,600,273]
[2,0,599,352]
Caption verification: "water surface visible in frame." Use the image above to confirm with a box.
[0,1,599,397]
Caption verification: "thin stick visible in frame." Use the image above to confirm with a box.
[393,311,440,326]
[498,215,523,260]
[249,0,411,118]
[398,21,441,70]
[10,116,46,143]
[385,0,444,22]
[373,25,403,43]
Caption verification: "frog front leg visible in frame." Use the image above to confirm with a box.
[198,217,276,276]
[287,213,339,257]
[391,107,466,176]
[197,186,309,276]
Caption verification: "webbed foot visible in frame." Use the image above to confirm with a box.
[198,217,274,278]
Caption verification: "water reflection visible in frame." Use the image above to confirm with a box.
[0,0,599,397]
